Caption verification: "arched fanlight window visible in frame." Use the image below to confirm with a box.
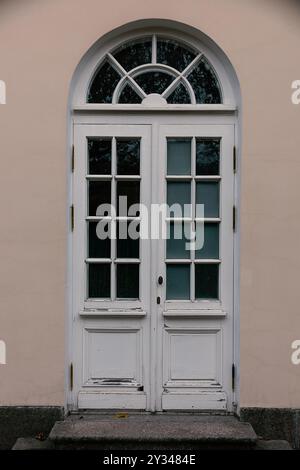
[87,36,222,105]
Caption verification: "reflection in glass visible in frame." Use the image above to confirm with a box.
[167,139,191,175]
[113,39,152,71]
[117,181,140,216]
[88,222,111,259]
[118,84,142,104]
[196,182,219,218]
[117,264,139,298]
[88,139,111,175]
[88,263,110,298]
[167,222,191,259]
[157,38,197,72]
[167,83,191,104]
[167,182,191,216]
[88,61,121,103]
[166,264,190,300]
[187,58,221,104]
[195,264,219,299]
[117,221,139,259]
[89,181,111,216]
[135,71,174,95]
[117,139,140,175]
[195,223,219,259]
[196,139,220,175]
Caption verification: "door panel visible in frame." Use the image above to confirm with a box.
[155,125,234,411]
[73,125,151,409]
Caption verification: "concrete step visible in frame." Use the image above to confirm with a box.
[49,414,258,450]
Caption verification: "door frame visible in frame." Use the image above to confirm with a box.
[66,110,240,413]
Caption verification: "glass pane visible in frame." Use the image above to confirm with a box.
[195,264,219,299]
[167,222,191,259]
[135,71,174,95]
[118,84,142,104]
[196,139,220,175]
[167,83,191,104]
[117,221,139,258]
[196,182,219,218]
[88,263,110,298]
[166,264,190,300]
[157,38,197,72]
[167,139,191,175]
[167,182,191,217]
[117,181,140,216]
[88,61,121,103]
[88,139,111,175]
[89,181,111,216]
[117,264,139,298]
[117,139,140,175]
[88,222,111,258]
[195,223,219,259]
[113,39,152,71]
[187,58,222,104]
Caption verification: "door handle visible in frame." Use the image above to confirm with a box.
[158,276,163,285]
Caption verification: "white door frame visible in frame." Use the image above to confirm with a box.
[67,110,239,413]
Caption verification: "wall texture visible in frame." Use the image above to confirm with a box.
[0,0,300,407]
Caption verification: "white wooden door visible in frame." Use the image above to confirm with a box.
[154,125,234,411]
[72,121,235,411]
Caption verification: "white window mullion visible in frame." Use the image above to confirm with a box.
[152,34,157,64]
[190,137,196,302]
[111,137,117,301]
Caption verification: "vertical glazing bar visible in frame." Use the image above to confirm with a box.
[152,34,157,64]
[191,137,196,302]
[111,137,117,300]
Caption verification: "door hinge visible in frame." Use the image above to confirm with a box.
[70,363,74,391]
[71,145,75,172]
[233,146,237,173]
[233,205,236,232]
[70,205,74,231]
[232,363,236,391]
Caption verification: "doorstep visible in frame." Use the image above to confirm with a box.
[47,413,257,450]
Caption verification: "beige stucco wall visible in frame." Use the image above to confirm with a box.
[0,0,300,408]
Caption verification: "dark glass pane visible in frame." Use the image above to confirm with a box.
[117,264,139,298]
[135,71,174,95]
[167,83,191,104]
[166,264,190,300]
[167,139,191,175]
[195,223,219,259]
[196,139,220,175]
[113,39,152,71]
[167,182,191,216]
[117,181,140,216]
[157,38,197,72]
[88,61,121,103]
[117,139,140,175]
[188,58,222,104]
[117,221,139,258]
[195,264,219,299]
[167,222,191,259]
[89,181,111,216]
[196,182,219,218]
[118,84,142,104]
[88,222,111,258]
[88,264,110,298]
[88,139,111,175]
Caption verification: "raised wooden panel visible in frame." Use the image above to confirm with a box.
[83,328,142,386]
[163,328,222,387]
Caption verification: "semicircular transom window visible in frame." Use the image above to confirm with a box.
[87,35,222,105]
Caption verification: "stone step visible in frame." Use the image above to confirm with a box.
[49,414,258,450]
